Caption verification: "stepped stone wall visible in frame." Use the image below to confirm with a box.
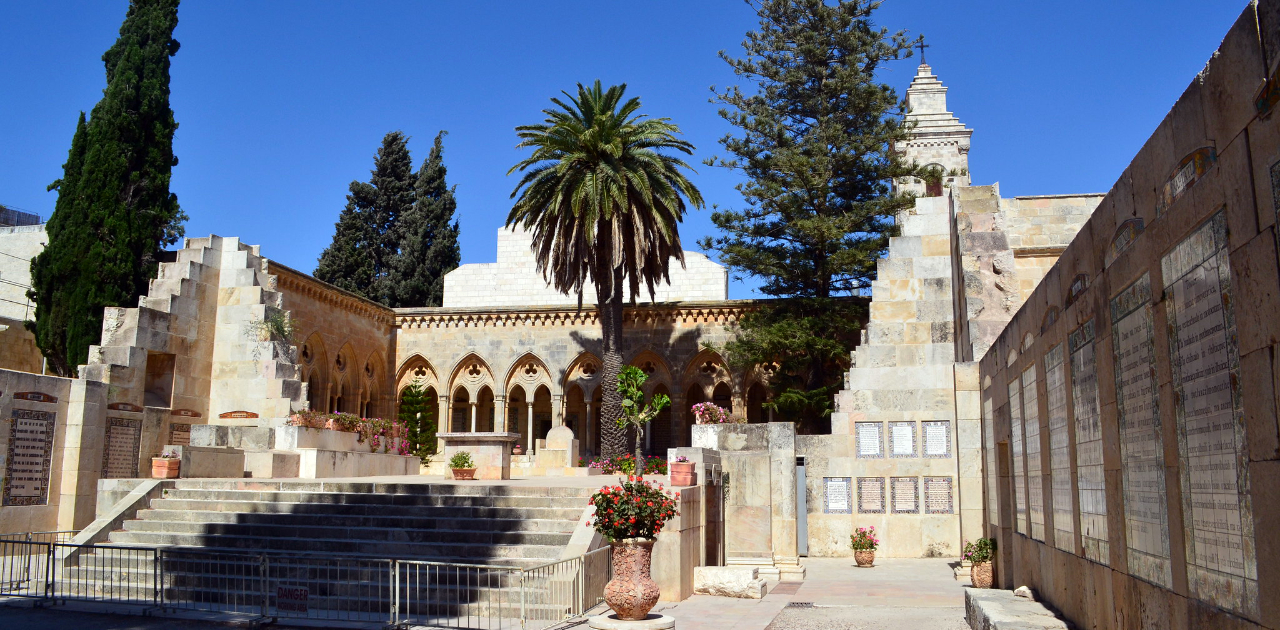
[979,3,1280,628]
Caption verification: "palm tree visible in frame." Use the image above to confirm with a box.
[507,81,703,459]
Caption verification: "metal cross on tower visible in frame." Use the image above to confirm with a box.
[916,40,929,64]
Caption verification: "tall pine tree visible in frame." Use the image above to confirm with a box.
[391,131,460,308]
[28,0,185,377]
[701,0,922,433]
[315,131,415,304]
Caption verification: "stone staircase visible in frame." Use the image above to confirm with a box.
[61,481,594,619]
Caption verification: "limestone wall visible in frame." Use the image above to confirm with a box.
[979,4,1280,628]
[0,226,47,373]
[442,227,728,308]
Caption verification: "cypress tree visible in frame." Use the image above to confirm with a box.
[398,382,436,464]
[391,131,460,308]
[315,131,415,305]
[701,0,921,432]
[27,0,185,377]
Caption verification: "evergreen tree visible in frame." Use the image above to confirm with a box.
[391,131,460,308]
[27,0,185,377]
[398,382,436,464]
[701,0,921,432]
[315,131,415,304]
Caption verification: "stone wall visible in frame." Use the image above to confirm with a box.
[979,4,1280,628]
[0,225,46,373]
[443,227,728,308]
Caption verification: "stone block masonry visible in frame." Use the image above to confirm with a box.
[978,3,1280,628]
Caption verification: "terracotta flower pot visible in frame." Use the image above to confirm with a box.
[854,550,875,567]
[452,468,476,480]
[152,458,180,479]
[669,462,696,487]
[971,561,993,588]
[605,538,659,620]
[512,446,524,456]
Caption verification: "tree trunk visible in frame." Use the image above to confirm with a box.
[598,264,628,459]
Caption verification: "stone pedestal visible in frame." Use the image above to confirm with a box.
[437,432,518,480]
[588,614,675,630]
[536,425,580,469]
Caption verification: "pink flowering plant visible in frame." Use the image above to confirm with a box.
[588,476,680,541]
[961,537,995,563]
[584,454,667,475]
[286,412,412,455]
[850,526,879,551]
[691,402,741,424]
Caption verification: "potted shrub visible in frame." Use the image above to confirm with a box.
[590,476,680,620]
[152,449,181,479]
[449,451,476,480]
[850,526,879,567]
[963,537,996,588]
[669,456,696,486]
[512,443,524,456]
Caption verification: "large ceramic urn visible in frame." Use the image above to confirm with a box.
[604,538,659,620]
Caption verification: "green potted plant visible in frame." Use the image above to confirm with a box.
[963,537,996,588]
[449,451,476,480]
[850,526,879,567]
[152,449,180,479]
[589,477,680,620]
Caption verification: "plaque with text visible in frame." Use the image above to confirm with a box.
[924,476,953,514]
[102,417,142,479]
[1023,366,1045,541]
[1009,379,1027,534]
[983,397,999,526]
[1044,344,1074,552]
[824,477,852,514]
[3,409,56,506]
[857,477,884,514]
[891,477,918,514]
[1069,320,1108,564]
[168,423,191,447]
[889,422,915,458]
[1163,211,1257,616]
[922,421,950,458]
[855,422,882,458]
[1110,273,1172,588]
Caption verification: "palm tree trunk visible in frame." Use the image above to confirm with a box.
[598,264,628,459]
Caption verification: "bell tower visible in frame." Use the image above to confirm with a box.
[895,61,973,197]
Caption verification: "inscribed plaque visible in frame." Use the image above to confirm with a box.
[889,422,915,458]
[891,477,918,514]
[1023,366,1045,541]
[168,423,191,447]
[1044,344,1074,552]
[922,421,950,458]
[102,417,142,479]
[983,397,999,526]
[857,477,885,514]
[1110,273,1172,588]
[1163,211,1257,616]
[1009,379,1027,534]
[3,409,55,506]
[1069,320,1108,564]
[824,477,852,514]
[855,422,883,458]
[924,477,953,514]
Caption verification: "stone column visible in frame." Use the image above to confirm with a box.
[552,394,565,427]
[469,402,477,433]
[584,401,593,457]
[494,394,506,433]
[526,402,535,455]
[768,422,805,579]
[437,394,450,452]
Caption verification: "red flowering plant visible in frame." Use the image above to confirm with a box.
[588,476,680,542]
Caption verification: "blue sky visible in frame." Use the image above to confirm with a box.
[0,1,1248,299]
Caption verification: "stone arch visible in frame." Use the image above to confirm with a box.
[563,351,603,400]
[627,349,674,395]
[680,348,732,401]
[395,354,441,396]
[360,350,386,418]
[299,332,329,412]
[741,362,777,423]
[504,352,557,399]
[334,342,356,380]
[447,353,496,400]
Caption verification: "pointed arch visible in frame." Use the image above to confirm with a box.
[680,348,732,401]
[299,332,329,412]
[504,351,557,399]
[396,353,441,395]
[627,348,673,395]
[563,351,603,399]
[447,352,496,400]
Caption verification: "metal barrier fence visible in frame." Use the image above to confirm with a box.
[0,536,611,629]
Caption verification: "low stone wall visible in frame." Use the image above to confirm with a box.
[965,589,1068,630]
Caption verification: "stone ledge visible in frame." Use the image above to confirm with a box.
[965,588,1068,630]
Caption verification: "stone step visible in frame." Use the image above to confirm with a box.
[135,509,577,534]
[151,492,585,513]
[168,480,595,498]
[146,499,582,524]
[158,487,589,508]
[119,519,574,547]
[104,531,565,561]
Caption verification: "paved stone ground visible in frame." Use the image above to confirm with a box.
[651,557,969,630]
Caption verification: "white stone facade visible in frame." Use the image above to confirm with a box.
[443,226,727,308]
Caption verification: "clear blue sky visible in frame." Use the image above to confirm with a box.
[0,1,1248,299]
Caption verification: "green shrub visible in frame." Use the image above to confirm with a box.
[449,451,474,469]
